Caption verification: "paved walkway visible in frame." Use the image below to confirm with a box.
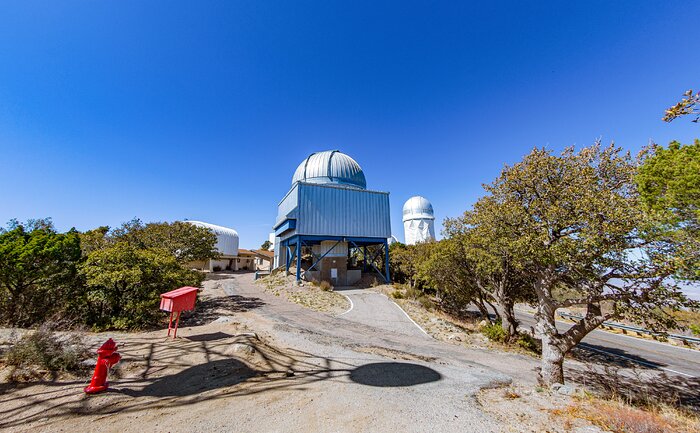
[335,288,430,339]
[220,274,536,384]
[213,274,524,432]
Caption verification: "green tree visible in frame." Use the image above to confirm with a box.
[79,242,204,330]
[0,221,82,326]
[663,89,700,123]
[420,238,488,317]
[79,226,109,256]
[389,242,432,288]
[441,209,535,338]
[637,140,700,279]
[474,143,696,385]
[110,219,219,264]
[260,240,272,250]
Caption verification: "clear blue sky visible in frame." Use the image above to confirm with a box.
[1,1,699,249]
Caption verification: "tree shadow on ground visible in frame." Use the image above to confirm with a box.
[567,364,700,412]
[119,359,442,398]
[571,343,665,369]
[120,358,258,397]
[0,332,443,430]
[568,342,700,411]
[186,332,234,342]
[179,294,265,326]
[349,362,442,387]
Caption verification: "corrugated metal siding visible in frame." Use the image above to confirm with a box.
[276,184,299,226]
[296,183,391,238]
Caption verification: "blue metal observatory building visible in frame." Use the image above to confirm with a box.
[273,150,391,284]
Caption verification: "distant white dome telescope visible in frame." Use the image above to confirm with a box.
[402,196,435,245]
[292,150,367,189]
[185,221,239,256]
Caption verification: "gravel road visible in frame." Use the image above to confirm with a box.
[215,274,546,432]
[4,273,691,432]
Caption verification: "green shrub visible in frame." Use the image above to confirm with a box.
[417,295,433,310]
[0,218,213,331]
[516,333,540,353]
[319,280,333,292]
[481,321,508,343]
[689,324,700,336]
[391,290,404,299]
[404,287,423,300]
[79,242,204,330]
[5,326,88,373]
[0,221,82,327]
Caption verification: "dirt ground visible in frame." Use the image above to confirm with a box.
[254,272,350,315]
[0,274,697,432]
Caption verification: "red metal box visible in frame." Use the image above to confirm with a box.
[160,286,199,313]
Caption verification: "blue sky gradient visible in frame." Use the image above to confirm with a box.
[1,1,699,251]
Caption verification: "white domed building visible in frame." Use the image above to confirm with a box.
[185,221,254,271]
[402,196,436,245]
[273,150,392,284]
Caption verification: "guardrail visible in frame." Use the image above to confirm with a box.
[558,312,700,345]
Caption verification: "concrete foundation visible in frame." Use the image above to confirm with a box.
[305,268,362,286]
[320,256,347,285]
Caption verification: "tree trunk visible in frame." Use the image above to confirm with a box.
[491,281,519,338]
[495,302,519,338]
[484,298,499,322]
[475,297,491,321]
[533,278,564,385]
[540,337,565,385]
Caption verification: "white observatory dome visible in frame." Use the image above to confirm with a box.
[185,221,239,256]
[402,196,436,245]
[292,150,367,189]
[402,196,435,222]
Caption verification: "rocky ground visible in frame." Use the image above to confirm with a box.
[0,273,697,432]
[254,272,350,315]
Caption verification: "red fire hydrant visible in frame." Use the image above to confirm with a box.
[84,338,121,395]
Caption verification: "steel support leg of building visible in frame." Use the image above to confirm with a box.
[285,242,298,277]
[383,239,390,283]
[295,237,302,281]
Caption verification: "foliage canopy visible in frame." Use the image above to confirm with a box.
[637,140,700,279]
[663,89,700,123]
[0,218,213,330]
[0,221,81,327]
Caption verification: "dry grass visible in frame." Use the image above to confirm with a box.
[503,389,521,399]
[551,396,700,433]
[2,324,89,381]
[256,273,287,292]
[257,274,348,314]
